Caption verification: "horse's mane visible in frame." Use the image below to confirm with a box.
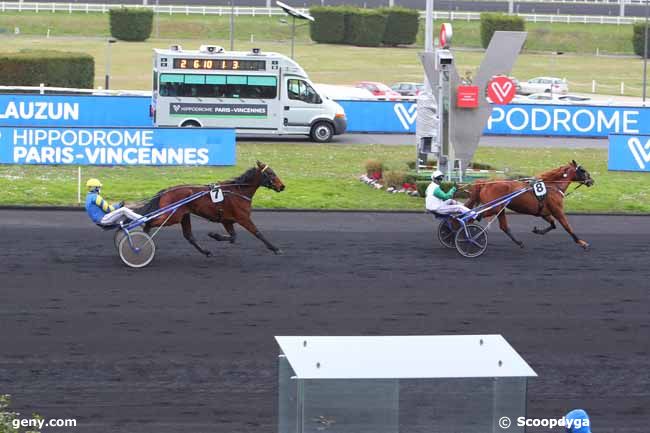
[133,167,258,215]
[223,166,258,185]
[537,164,571,181]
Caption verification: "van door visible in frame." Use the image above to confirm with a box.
[282,78,324,134]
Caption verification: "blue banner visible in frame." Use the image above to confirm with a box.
[0,126,235,166]
[487,104,643,137]
[0,94,151,127]
[2,93,649,138]
[608,134,650,172]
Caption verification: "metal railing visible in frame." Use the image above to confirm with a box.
[0,2,647,24]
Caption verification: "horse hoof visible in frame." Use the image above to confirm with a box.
[273,249,283,255]
[580,241,590,250]
[532,227,541,235]
[518,242,525,248]
[205,251,213,258]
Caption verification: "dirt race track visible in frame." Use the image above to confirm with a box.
[0,210,648,433]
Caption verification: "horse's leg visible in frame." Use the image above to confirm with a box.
[209,221,237,244]
[181,214,213,257]
[237,217,281,254]
[498,211,524,248]
[532,215,556,235]
[552,210,590,250]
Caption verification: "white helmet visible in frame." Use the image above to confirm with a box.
[431,170,444,180]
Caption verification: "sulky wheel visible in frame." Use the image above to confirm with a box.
[113,227,142,250]
[437,219,457,249]
[118,231,156,268]
[454,223,488,258]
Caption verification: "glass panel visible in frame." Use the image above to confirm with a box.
[493,377,527,433]
[184,74,205,84]
[301,379,399,433]
[399,378,495,433]
[248,76,277,86]
[227,75,247,84]
[160,74,184,83]
[206,75,226,84]
[278,356,298,433]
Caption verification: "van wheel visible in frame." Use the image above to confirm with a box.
[310,122,334,143]
[181,120,201,128]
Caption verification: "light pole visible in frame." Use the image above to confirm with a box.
[230,0,235,51]
[105,37,117,90]
[155,0,160,38]
[424,0,434,92]
[643,0,648,106]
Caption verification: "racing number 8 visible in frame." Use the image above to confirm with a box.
[533,181,547,198]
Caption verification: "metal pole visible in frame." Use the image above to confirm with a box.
[155,0,160,38]
[424,0,434,92]
[643,0,648,105]
[230,0,235,51]
[291,16,296,59]
[105,41,111,90]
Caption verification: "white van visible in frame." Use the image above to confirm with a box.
[151,45,346,142]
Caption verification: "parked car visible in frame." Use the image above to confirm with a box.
[355,81,401,100]
[519,77,568,95]
[557,94,592,104]
[390,82,424,97]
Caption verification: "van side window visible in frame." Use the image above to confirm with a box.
[287,79,321,104]
[159,74,277,99]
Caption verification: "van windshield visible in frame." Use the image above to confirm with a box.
[159,74,277,99]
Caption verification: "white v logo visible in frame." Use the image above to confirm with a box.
[394,103,417,130]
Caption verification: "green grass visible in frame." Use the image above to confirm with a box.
[0,12,636,55]
[1,36,647,96]
[0,144,648,213]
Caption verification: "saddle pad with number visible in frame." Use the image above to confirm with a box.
[532,180,547,201]
[210,187,224,203]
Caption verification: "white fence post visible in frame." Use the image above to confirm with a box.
[620,81,624,94]
[592,80,596,93]
[39,83,45,94]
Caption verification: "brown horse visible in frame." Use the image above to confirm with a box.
[135,161,285,257]
[464,160,594,249]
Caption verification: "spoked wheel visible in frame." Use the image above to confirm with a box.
[454,223,488,258]
[113,226,142,249]
[118,231,156,268]
[437,219,458,249]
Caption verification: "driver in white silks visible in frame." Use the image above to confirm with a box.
[425,170,474,215]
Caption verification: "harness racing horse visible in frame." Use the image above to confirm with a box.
[135,161,285,257]
[464,160,594,249]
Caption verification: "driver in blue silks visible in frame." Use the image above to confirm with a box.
[85,178,143,227]
[565,409,591,433]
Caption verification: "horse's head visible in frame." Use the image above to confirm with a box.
[256,161,285,192]
[568,160,595,187]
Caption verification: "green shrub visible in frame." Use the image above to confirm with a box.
[416,181,429,197]
[633,23,650,57]
[479,13,525,49]
[109,7,153,41]
[0,50,94,88]
[345,9,386,47]
[1,394,42,433]
[309,6,348,44]
[379,7,419,46]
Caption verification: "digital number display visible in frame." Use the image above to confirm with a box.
[173,58,266,71]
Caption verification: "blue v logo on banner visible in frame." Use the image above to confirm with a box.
[608,134,650,172]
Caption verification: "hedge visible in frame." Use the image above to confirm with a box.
[633,23,650,58]
[379,7,419,46]
[309,6,348,44]
[345,9,387,47]
[0,50,94,88]
[109,7,153,41]
[479,13,525,49]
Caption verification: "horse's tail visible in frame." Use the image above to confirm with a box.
[133,189,164,215]
[464,180,486,209]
